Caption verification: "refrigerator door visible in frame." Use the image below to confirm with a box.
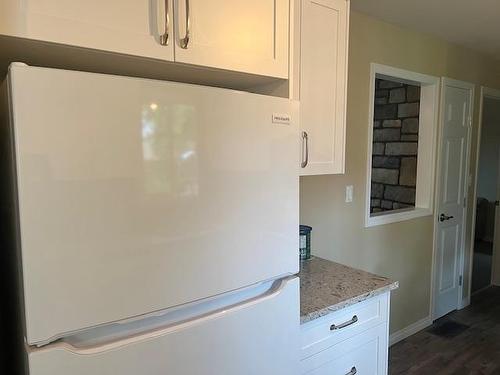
[7,64,299,346]
[27,277,300,375]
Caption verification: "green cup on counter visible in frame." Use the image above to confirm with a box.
[299,225,312,261]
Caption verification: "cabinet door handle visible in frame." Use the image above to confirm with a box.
[180,0,190,49]
[345,367,357,375]
[301,131,309,168]
[159,0,170,46]
[330,315,358,330]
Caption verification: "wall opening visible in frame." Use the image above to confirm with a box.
[365,64,439,227]
[371,78,420,214]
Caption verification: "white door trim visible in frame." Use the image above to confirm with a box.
[430,77,475,320]
[493,145,500,286]
[469,87,500,291]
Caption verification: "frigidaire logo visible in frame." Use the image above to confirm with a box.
[272,114,291,124]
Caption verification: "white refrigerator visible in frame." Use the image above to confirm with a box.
[2,63,300,374]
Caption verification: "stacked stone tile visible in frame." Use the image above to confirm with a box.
[371,79,420,214]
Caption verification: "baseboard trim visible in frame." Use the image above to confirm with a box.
[389,316,433,346]
[471,284,493,297]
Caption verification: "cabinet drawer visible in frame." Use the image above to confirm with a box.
[301,293,388,359]
[301,324,388,375]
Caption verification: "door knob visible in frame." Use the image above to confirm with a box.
[439,213,454,222]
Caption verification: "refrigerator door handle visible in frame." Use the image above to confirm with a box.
[37,277,292,356]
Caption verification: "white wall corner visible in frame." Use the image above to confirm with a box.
[389,316,433,347]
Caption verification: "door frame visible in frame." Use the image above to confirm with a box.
[430,77,475,320]
[493,145,500,286]
[469,87,500,290]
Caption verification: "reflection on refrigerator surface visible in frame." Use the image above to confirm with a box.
[141,103,199,197]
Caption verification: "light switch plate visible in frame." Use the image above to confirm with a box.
[345,185,353,203]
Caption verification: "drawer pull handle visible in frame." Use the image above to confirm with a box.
[330,315,358,330]
[346,366,357,375]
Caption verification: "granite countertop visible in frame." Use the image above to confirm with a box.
[298,257,398,324]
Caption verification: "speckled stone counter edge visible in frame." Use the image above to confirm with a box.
[300,281,399,324]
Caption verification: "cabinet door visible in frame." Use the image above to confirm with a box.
[300,0,349,175]
[0,0,174,61]
[174,0,289,78]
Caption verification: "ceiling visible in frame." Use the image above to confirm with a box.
[351,0,500,61]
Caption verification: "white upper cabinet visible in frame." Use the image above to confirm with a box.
[0,0,175,61]
[0,0,289,79]
[174,0,290,79]
[298,0,349,175]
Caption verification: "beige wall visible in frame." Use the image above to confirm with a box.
[300,11,500,334]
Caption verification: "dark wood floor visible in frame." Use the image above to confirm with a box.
[389,286,500,374]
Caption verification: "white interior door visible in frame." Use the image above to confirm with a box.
[7,64,299,346]
[173,0,289,78]
[434,78,474,319]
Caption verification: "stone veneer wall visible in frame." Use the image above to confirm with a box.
[370,78,420,214]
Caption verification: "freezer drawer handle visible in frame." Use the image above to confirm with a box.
[159,0,170,46]
[330,315,358,330]
[33,278,291,355]
[345,366,357,375]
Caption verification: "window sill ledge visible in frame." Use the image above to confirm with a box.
[365,207,433,228]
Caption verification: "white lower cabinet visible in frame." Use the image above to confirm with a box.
[301,324,387,375]
[301,293,390,374]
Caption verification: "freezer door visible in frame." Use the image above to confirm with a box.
[7,64,299,345]
[28,277,300,375]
